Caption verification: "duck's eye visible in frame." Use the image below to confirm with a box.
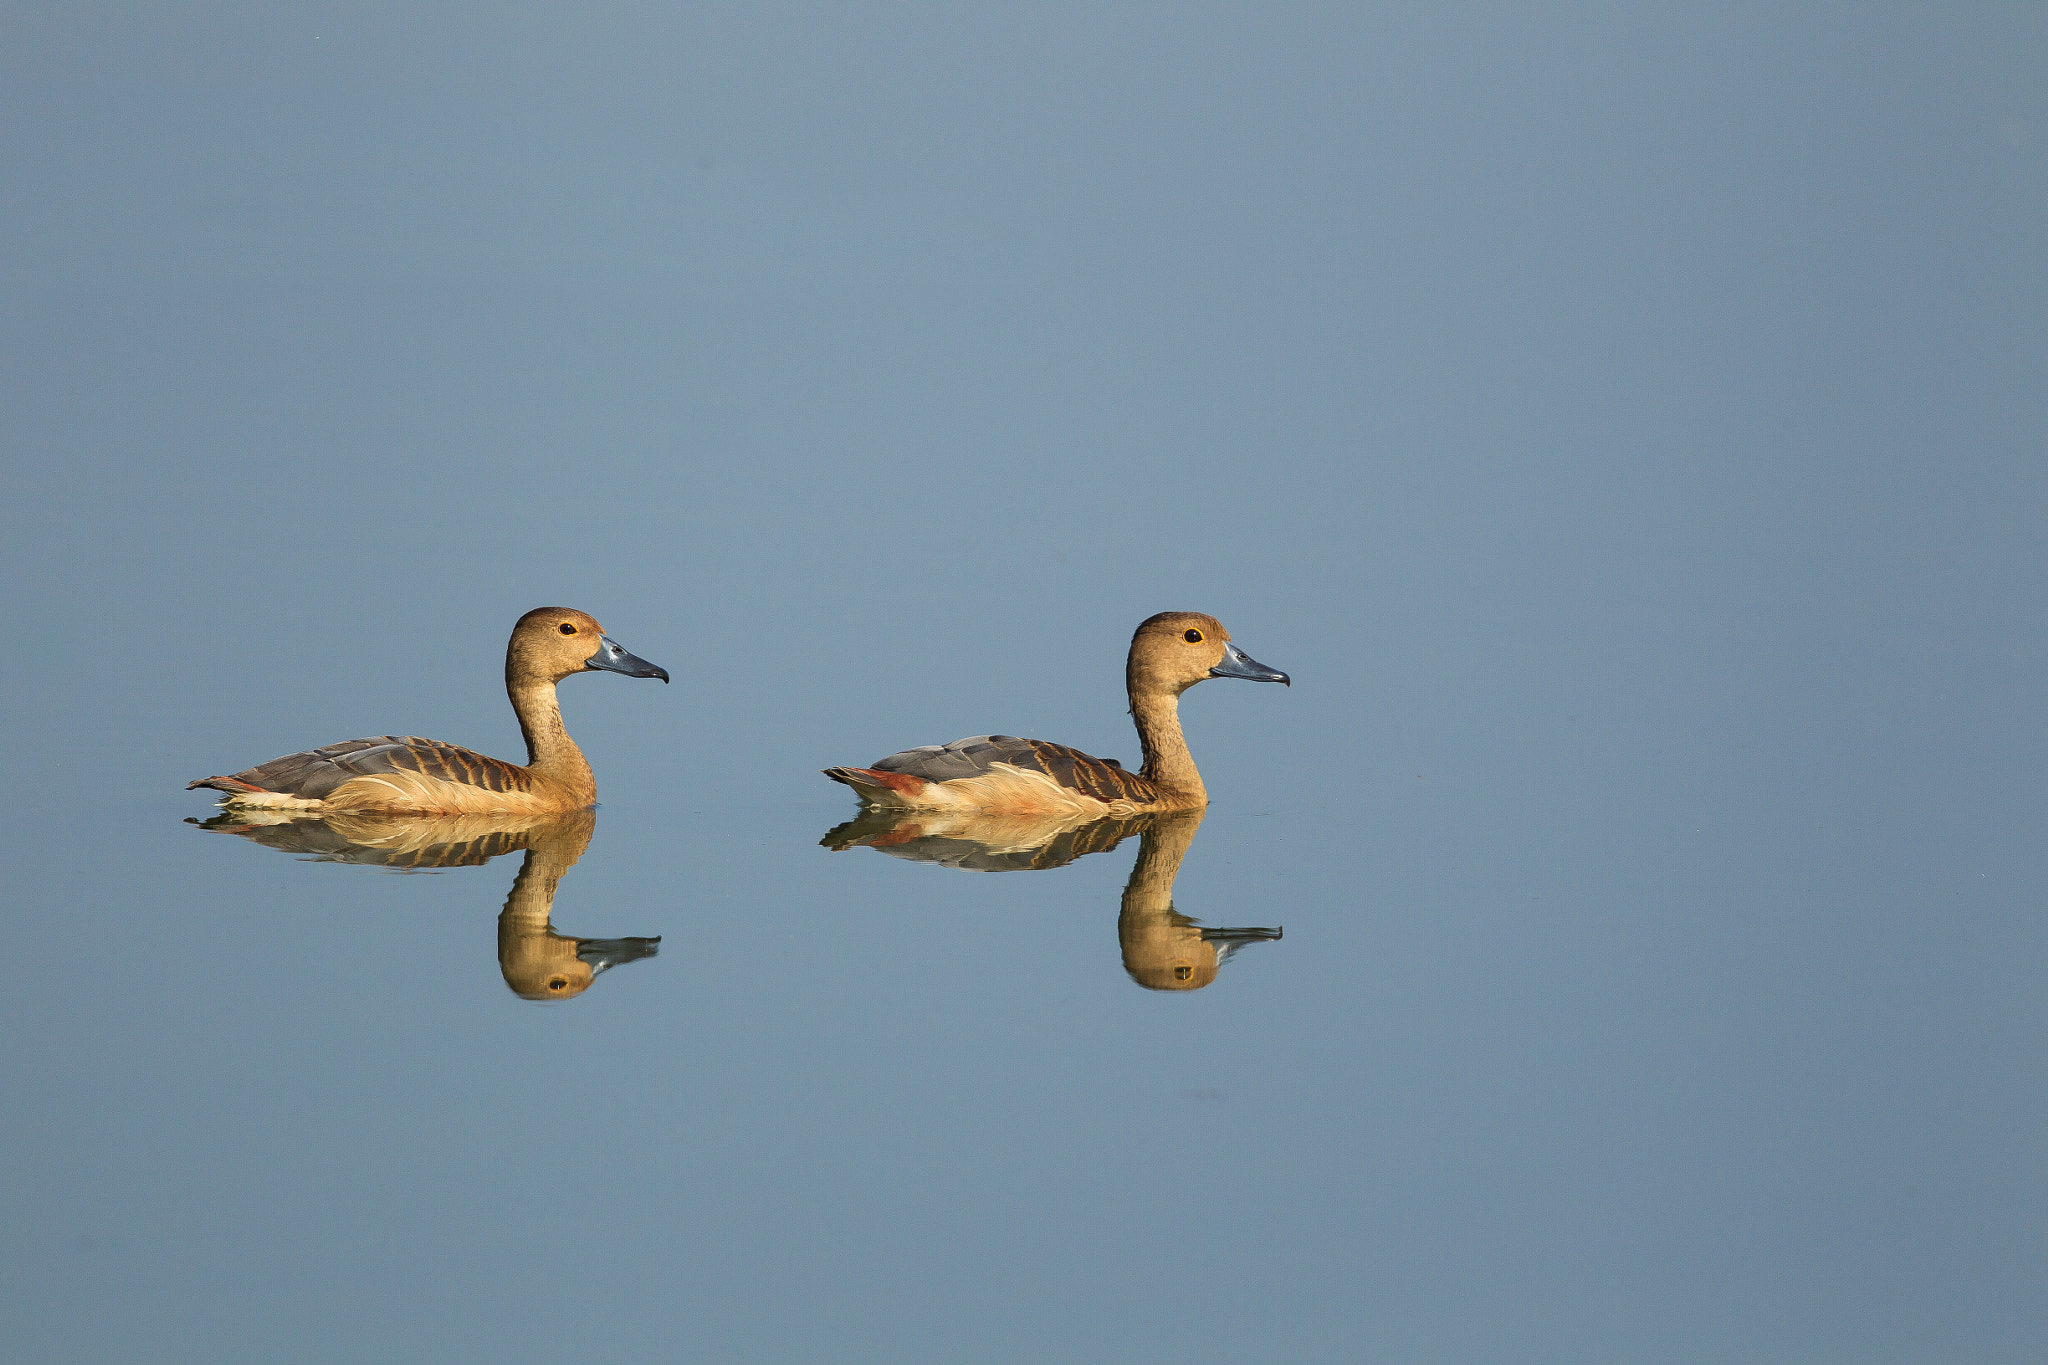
[549,978,568,991]
[1174,965,1193,980]
[559,623,578,635]
[1183,628,1204,644]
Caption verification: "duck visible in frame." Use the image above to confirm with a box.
[491,809,662,1002]
[824,611,1288,816]
[190,807,661,1001]
[1116,809,1282,992]
[186,607,668,816]
[820,804,1284,991]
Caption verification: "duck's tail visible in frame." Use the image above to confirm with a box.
[822,766,931,806]
[186,775,269,795]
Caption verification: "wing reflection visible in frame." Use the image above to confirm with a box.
[821,806,1148,870]
[821,807,1282,991]
[188,808,660,1002]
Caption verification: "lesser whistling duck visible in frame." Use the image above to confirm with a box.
[824,611,1288,816]
[186,608,668,816]
[489,808,662,1001]
[191,807,660,1000]
[1115,809,1282,992]
[821,804,1283,990]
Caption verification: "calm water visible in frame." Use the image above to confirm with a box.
[4,6,2044,1362]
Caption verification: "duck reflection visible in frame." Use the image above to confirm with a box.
[188,808,660,1001]
[822,807,1282,991]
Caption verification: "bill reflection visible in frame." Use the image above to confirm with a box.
[822,808,1281,991]
[187,808,660,1002]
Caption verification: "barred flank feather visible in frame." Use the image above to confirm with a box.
[188,735,536,804]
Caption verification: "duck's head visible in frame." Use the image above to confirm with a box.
[1120,909,1283,992]
[1123,921,1285,991]
[1127,612,1289,697]
[508,607,669,686]
[1121,910,1225,990]
[498,924,662,1001]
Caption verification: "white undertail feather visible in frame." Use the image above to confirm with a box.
[215,791,325,811]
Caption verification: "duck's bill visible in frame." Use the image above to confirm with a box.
[575,936,663,974]
[1209,642,1290,685]
[586,635,670,682]
[1200,924,1285,945]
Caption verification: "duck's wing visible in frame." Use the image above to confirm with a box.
[188,735,532,800]
[869,734,1162,806]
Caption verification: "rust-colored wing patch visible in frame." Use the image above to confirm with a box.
[823,766,930,798]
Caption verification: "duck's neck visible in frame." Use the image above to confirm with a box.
[498,811,596,931]
[497,813,597,998]
[508,676,596,804]
[1118,809,1212,988]
[1122,808,1206,919]
[1132,687,1206,804]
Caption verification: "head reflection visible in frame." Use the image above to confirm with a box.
[188,807,660,1002]
[822,807,1281,991]
[1112,811,1283,991]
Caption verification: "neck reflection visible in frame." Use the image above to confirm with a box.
[189,807,661,1002]
[821,806,1282,992]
